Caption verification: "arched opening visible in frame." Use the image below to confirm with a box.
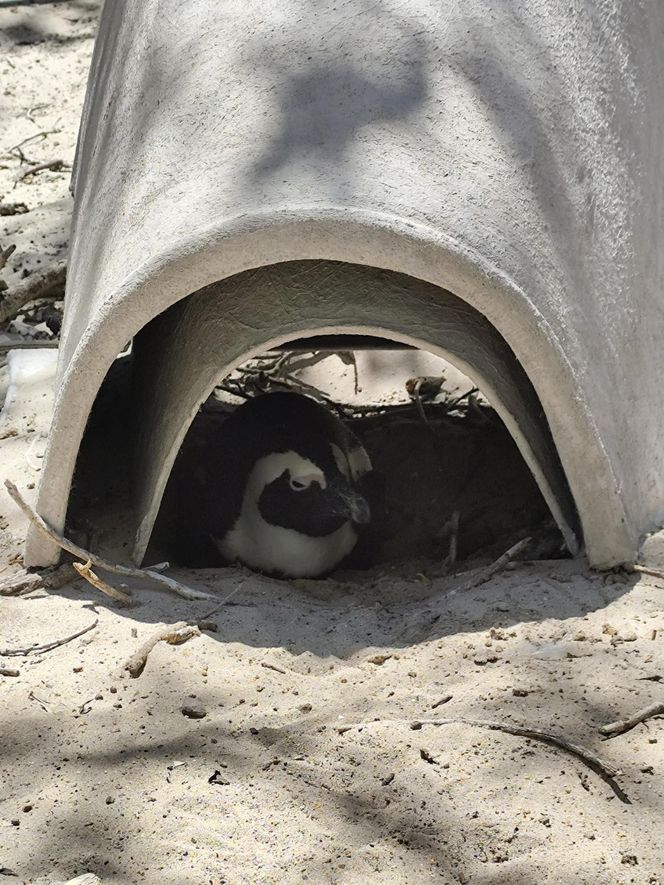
[65,259,579,576]
[146,340,569,574]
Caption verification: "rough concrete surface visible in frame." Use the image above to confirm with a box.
[23,0,664,569]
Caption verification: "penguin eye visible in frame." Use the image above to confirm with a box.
[287,472,326,491]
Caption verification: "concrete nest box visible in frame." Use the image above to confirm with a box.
[25,0,663,570]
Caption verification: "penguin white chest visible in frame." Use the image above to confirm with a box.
[218,511,357,578]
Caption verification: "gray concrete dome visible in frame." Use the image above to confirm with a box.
[25,0,664,569]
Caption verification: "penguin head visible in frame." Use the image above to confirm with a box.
[256,448,370,537]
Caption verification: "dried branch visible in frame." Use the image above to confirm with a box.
[123,621,201,678]
[0,202,28,216]
[196,579,246,620]
[261,661,287,674]
[4,479,211,601]
[15,159,69,183]
[443,510,460,568]
[339,716,622,783]
[0,262,65,324]
[0,572,42,597]
[0,562,77,596]
[0,618,98,657]
[630,563,664,583]
[2,129,61,164]
[72,559,133,607]
[446,537,531,599]
[0,243,16,271]
[0,339,59,353]
[599,702,664,738]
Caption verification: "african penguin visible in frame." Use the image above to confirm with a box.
[200,391,373,578]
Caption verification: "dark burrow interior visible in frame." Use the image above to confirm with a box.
[67,341,569,577]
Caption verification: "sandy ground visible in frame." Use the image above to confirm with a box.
[1,4,664,885]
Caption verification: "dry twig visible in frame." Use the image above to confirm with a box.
[0,243,16,270]
[410,377,430,426]
[73,559,133,606]
[0,202,28,216]
[261,661,287,674]
[28,689,49,711]
[0,262,65,324]
[123,621,201,678]
[339,716,622,783]
[446,511,459,567]
[15,159,69,183]
[0,618,98,657]
[599,702,664,738]
[2,129,61,164]
[196,581,246,621]
[0,562,77,596]
[446,537,531,599]
[0,339,60,352]
[630,563,664,583]
[4,479,211,601]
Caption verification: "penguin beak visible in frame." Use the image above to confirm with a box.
[333,480,371,525]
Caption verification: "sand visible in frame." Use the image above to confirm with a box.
[1,4,663,884]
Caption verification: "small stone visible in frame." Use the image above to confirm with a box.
[11,819,19,827]
[512,688,529,697]
[181,700,207,719]
[208,768,231,787]
[621,631,638,642]
[105,795,115,804]
[419,748,437,764]
[0,668,20,677]
[298,703,313,713]
[620,852,638,866]
[22,804,32,813]
[367,654,392,665]
[474,655,498,665]
[110,685,118,694]
[73,666,84,673]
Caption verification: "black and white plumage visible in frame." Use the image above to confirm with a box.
[167,392,373,577]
